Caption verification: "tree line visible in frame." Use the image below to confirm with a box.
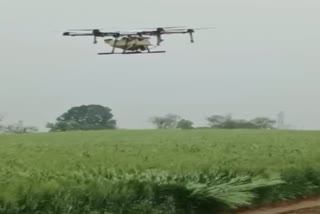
[46,105,277,132]
[0,116,38,134]
[1,105,277,133]
[151,114,276,130]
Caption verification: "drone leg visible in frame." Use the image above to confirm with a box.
[157,34,163,46]
[93,36,97,44]
[146,46,151,53]
[189,32,194,43]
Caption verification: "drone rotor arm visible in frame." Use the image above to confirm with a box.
[63,32,95,36]
[62,26,213,47]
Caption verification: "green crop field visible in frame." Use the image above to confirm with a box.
[1,129,320,214]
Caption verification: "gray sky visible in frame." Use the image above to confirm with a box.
[1,0,320,130]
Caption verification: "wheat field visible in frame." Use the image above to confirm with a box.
[0,129,320,214]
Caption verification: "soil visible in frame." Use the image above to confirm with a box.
[228,197,320,214]
[281,206,320,214]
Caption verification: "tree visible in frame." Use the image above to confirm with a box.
[207,114,276,129]
[177,119,194,129]
[6,121,38,134]
[0,118,38,134]
[150,114,180,129]
[207,114,232,128]
[47,105,116,132]
[250,117,276,129]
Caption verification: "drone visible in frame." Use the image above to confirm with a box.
[63,26,212,55]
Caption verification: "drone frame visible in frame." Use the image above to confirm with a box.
[63,26,213,55]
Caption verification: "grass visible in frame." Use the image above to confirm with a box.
[0,129,320,213]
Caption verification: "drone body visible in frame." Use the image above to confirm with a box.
[63,27,212,55]
[103,37,155,54]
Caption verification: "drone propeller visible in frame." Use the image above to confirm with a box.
[193,27,216,30]
[67,29,102,32]
[140,26,187,30]
[67,26,187,32]
[166,27,215,31]
[164,27,215,43]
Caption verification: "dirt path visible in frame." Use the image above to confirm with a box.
[230,197,320,214]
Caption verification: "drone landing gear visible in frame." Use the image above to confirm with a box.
[98,51,166,55]
[111,39,118,53]
[124,51,166,54]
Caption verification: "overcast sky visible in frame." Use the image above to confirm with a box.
[1,0,319,130]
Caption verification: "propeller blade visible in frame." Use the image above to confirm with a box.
[101,26,188,32]
[166,27,215,31]
[121,26,186,30]
[163,26,187,28]
[63,27,215,35]
[67,26,185,31]
[67,29,101,31]
[191,27,216,30]
[146,26,187,29]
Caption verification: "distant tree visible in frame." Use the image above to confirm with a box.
[250,117,276,129]
[207,114,232,128]
[177,119,194,129]
[222,119,256,129]
[47,105,116,132]
[207,114,276,129]
[150,114,180,129]
[6,121,38,134]
[0,119,38,134]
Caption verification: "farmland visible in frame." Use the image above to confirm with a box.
[0,129,320,214]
